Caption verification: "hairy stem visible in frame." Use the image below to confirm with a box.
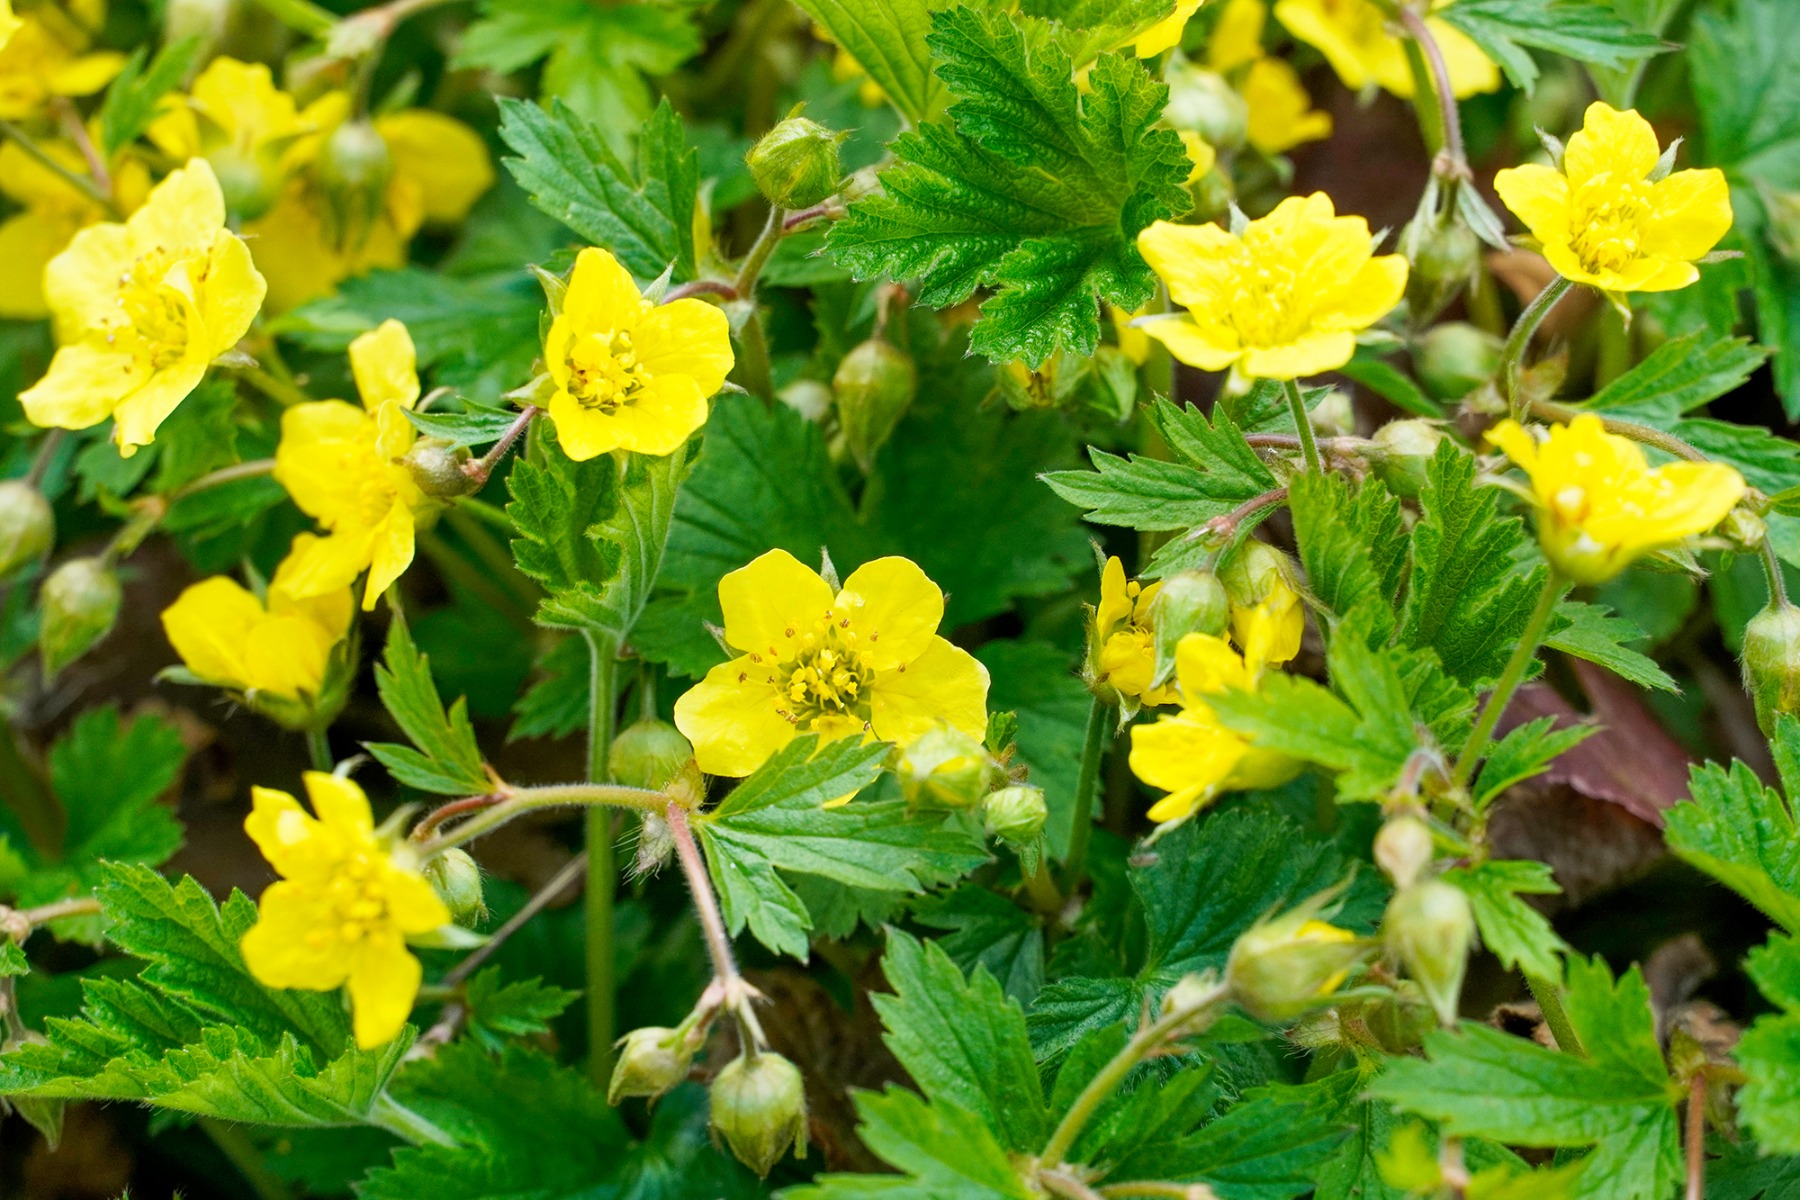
[1395,6,1467,196]
[1526,971,1585,1055]
[1685,1071,1707,1200]
[412,781,667,859]
[464,407,538,488]
[199,1119,294,1200]
[238,364,317,408]
[24,430,65,489]
[168,458,277,501]
[585,635,619,1084]
[666,799,768,1050]
[1765,540,1791,609]
[730,205,785,402]
[1529,400,1709,463]
[1452,571,1565,787]
[1498,277,1575,419]
[1059,694,1112,894]
[1282,378,1322,474]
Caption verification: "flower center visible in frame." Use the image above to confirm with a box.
[774,620,874,728]
[1221,239,1308,349]
[306,852,392,948]
[114,246,193,369]
[1568,175,1653,276]
[567,329,651,413]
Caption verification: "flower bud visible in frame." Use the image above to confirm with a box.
[1219,540,1296,611]
[1165,62,1248,152]
[0,481,54,579]
[1226,906,1365,1024]
[608,718,694,791]
[710,1051,807,1176]
[402,438,480,499]
[1399,215,1480,323]
[1743,602,1800,736]
[39,557,121,678]
[1149,569,1229,687]
[894,724,999,811]
[1719,506,1768,554]
[316,118,393,254]
[1159,970,1224,1019]
[1384,880,1474,1027]
[981,785,1047,844]
[746,113,846,209]
[1370,419,1447,500]
[1373,814,1435,889]
[833,338,916,472]
[609,1025,694,1104]
[424,848,486,927]
[1416,322,1502,402]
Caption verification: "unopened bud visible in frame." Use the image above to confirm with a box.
[1226,906,1365,1024]
[1370,419,1447,499]
[1384,880,1474,1027]
[0,481,54,579]
[833,339,916,472]
[1720,506,1767,554]
[608,718,694,791]
[1399,215,1480,323]
[1743,602,1800,735]
[1374,814,1435,888]
[424,848,486,926]
[1219,540,1296,611]
[710,1051,807,1176]
[1165,63,1248,151]
[894,724,998,811]
[39,557,121,678]
[316,118,393,254]
[1759,184,1800,267]
[1149,570,1229,687]
[1159,970,1224,1019]
[981,785,1047,844]
[1416,322,1502,402]
[404,438,479,499]
[746,113,846,209]
[609,1025,694,1104]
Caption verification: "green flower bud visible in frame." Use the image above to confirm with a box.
[981,785,1047,844]
[1373,814,1435,889]
[39,557,121,679]
[316,118,393,254]
[1416,322,1502,401]
[1743,602,1800,736]
[608,719,694,791]
[1370,419,1447,500]
[402,438,480,499]
[1226,904,1366,1024]
[1398,215,1480,324]
[746,114,846,209]
[609,1025,694,1104]
[1384,879,1474,1027]
[833,339,916,472]
[1165,63,1248,152]
[424,849,486,927]
[1219,540,1296,611]
[710,1051,808,1176]
[894,724,999,811]
[0,480,55,579]
[1149,569,1229,688]
[1720,506,1768,554]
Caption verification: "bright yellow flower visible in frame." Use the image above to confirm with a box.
[1486,415,1746,585]
[1136,0,1204,57]
[273,319,429,610]
[673,550,990,778]
[1243,58,1333,155]
[1231,570,1304,667]
[1209,0,1267,72]
[20,159,265,455]
[1093,556,1180,707]
[544,247,734,461]
[161,534,353,701]
[1273,0,1498,99]
[0,0,124,120]
[0,137,148,319]
[240,772,451,1049]
[1493,102,1733,295]
[1135,193,1408,380]
[1180,130,1217,183]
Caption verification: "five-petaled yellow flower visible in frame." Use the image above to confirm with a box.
[161,534,353,702]
[1093,556,1179,708]
[673,550,989,777]
[20,159,266,456]
[1136,193,1408,380]
[1274,0,1498,99]
[544,247,735,461]
[1486,415,1746,585]
[241,772,451,1049]
[1494,102,1733,295]
[274,319,429,609]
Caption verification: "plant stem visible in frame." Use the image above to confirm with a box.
[454,495,514,532]
[306,727,332,772]
[663,279,739,303]
[730,205,785,402]
[0,121,116,214]
[1040,1170,1108,1200]
[1764,540,1791,608]
[666,799,769,1049]
[414,781,666,858]
[199,1119,293,1200]
[1525,970,1584,1054]
[1498,276,1574,419]
[1059,694,1112,894]
[4,895,103,933]
[1282,378,1321,474]
[1395,5,1467,198]
[369,1095,454,1146]
[734,204,786,296]
[247,0,335,36]
[168,457,277,501]
[239,364,317,408]
[585,634,619,1084]
[1452,571,1565,787]
[463,406,537,487]
[24,429,65,489]
[1685,1071,1707,1200]
[54,98,111,194]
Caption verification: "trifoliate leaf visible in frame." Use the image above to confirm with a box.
[1665,722,1800,933]
[365,617,491,796]
[792,0,948,126]
[1442,859,1570,981]
[1436,0,1666,93]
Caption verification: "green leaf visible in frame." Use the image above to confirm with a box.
[97,36,204,157]
[1665,726,1800,933]
[1584,333,1769,420]
[400,403,524,449]
[977,641,1090,858]
[1442,860,1570,981]
[509,635,590,743]
[1372,955,1683,1200]
[47,705,185,870]
[1545,600,1678,693]
[790,1087,1039,1199]
[911,885,1046,1005]
[149,380,241,493]
[496,97,699,282]
[1472,716,1594,809]
[1339,356,1445,418]
[792,0,948,126]
[459,968,579,1050]
[1436,0,1665,93]
[828,8,1190,364]
[1706,1133,1800,1200]
[365,618,491,797]
[1289,471,1407,638]
[1738,936,1800,1154]
[0,942,28,978]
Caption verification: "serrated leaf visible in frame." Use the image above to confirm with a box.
[366,618,490,796]
[1289,471,1407,638]
[508,635,589,743]
[792,1087,1038,1199]
[98,36,204,157]
[1738,935,1800,1154]
[1472,716,1595,808]
[1442,860,1570,981]
[1665,721,1800,933]
[1544,600,1678,694]
[46,705,186,869]
[0,942,28,977]
[401,403,524,448]
[792,0,948,126]
[1437,0,1665,93]
[459,968,578,1050]
[910,885,1045,1005]
[1584,333,1768,420]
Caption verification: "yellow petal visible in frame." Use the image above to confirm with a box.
[274,400,381,526]
[362,503,416,609]
[302,771,375,836]
[125,158,226,258]
[383,860,453,933]
[244,786,330,881]
[1643,168,1733,263]
[1174,632,1252,703]
[1318,253,1408,332]
[1139,314,1243,372]
[241,611,333,697]
[274,525,377,600]
[112,347,209,453]
[565,247,647,334]
[1273,0,1377,91]
[270,533,356,638]
[161,575,264,689]
[1135,0,1202,57]
[1563,102,1660,188]
[346,930,421,1048]
[1096,556,1133,636]
[1493,163,1571,246]
[374,109,494,226]
[240,880,349,989]
[606,373,709,457]
[1208,0,1267,71]
[1239,330,1357,380]
[545,387,625,462]
[42,219,134,335]
[1136,219,1237,307]
[1426,18,1501,99]
[719,549,836,660]
[197,232,267,359]
[835,556,945,670]
[633,298,735,398]
[47,49,124,98]
[868,636,990,745]
[1131,712,1248,823]
[19,340,145,431]
[349,318,420,413]
[673,658,797,777]
[1243,58,1332,155]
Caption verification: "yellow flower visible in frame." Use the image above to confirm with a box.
[161,534,353,700]
[544,247,734,461]
[1180,130,1217,183]
[1493,102,1733,295]
[1243,58,1333,155]
[1093,556,1180,707]
[1136,0,1204,57]
[1273,0,1498,99]
[0,137,148,319]
[240,772,451,1049]
[0,0,124,120]
[273,319,429,610]
[1231,570,1304,667]
[20,159,266,455]
[673,550,990,778]
[1486,415,1746,585]
[1135,193,1408,380]
[1208,0,1267,72]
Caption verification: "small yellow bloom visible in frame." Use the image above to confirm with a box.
[1231,570,1304,668]
[0,138,148,319]
[544,247,734,461]
[1094,556,1180,708]
[1486,415,1746,585]
[1180,130,1218,183]
[240,772,451,1049]
[274,319,429,609]
[1135,193,1408,380]
[1243,58,1333,155]
[1274,0,1498,99]
[0,0,125,120]
[1494,102,1733,295]
[1136,0,1204,57]
[161,534,353,700]
[1208,0,1267,72]
[20,159,266,455]
[673,550,990,777]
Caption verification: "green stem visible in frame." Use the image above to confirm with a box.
[368,1096,454,1146]
[24,429,65,488]
[1526,971,1585,1055]
[730,205,784,402]
[199,1119,293,1200]
[414,781,667,858]
[734,204,786,296]
[0,121,116,214]
[168,457,276,501]
[1395,4,1467,203]
[305,727,332,772]
[1499,276,1574,419]
[1531,399,1708,463]
[1282,378,1322,474]
[454,494,514,532]
[1764,540,1791,609]
[1452,571,1566,787]
[239,364,317,408]
[1059,694,1112,894]
[585,634,619,1085]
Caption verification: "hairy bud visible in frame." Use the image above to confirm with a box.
[1148,569,1229,687]
[833,339,916,472]
[1226,906,1365,1024]
[1416,322,1502,402]
[608,719,694,791]
[39,557,121,678]
[1744,602,1800,736]
[1399,215,1480,323]
[1370,419,1447,499]
[316,118,393,254]
[403,438,480,499]
[894,724,999,811]
[0,480,54,579]
[1219,540,1296,612]
[424,849,486,927]
[1384,880,1475,1027]
[710,1051,808,1176]
[1373,814,1435,889]
[981,785,1048,844]
[746,113,846,209]
[609,1025,694,1104]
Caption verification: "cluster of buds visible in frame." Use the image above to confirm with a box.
[890,725,1048,852]
[1373,810,1475,1028]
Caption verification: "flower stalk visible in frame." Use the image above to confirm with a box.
[1282,378,1322,474]
[1451,570,1566,787]
[1498,277,1574,418]
[585,634,619,1082]
[1059,694,1113,894]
